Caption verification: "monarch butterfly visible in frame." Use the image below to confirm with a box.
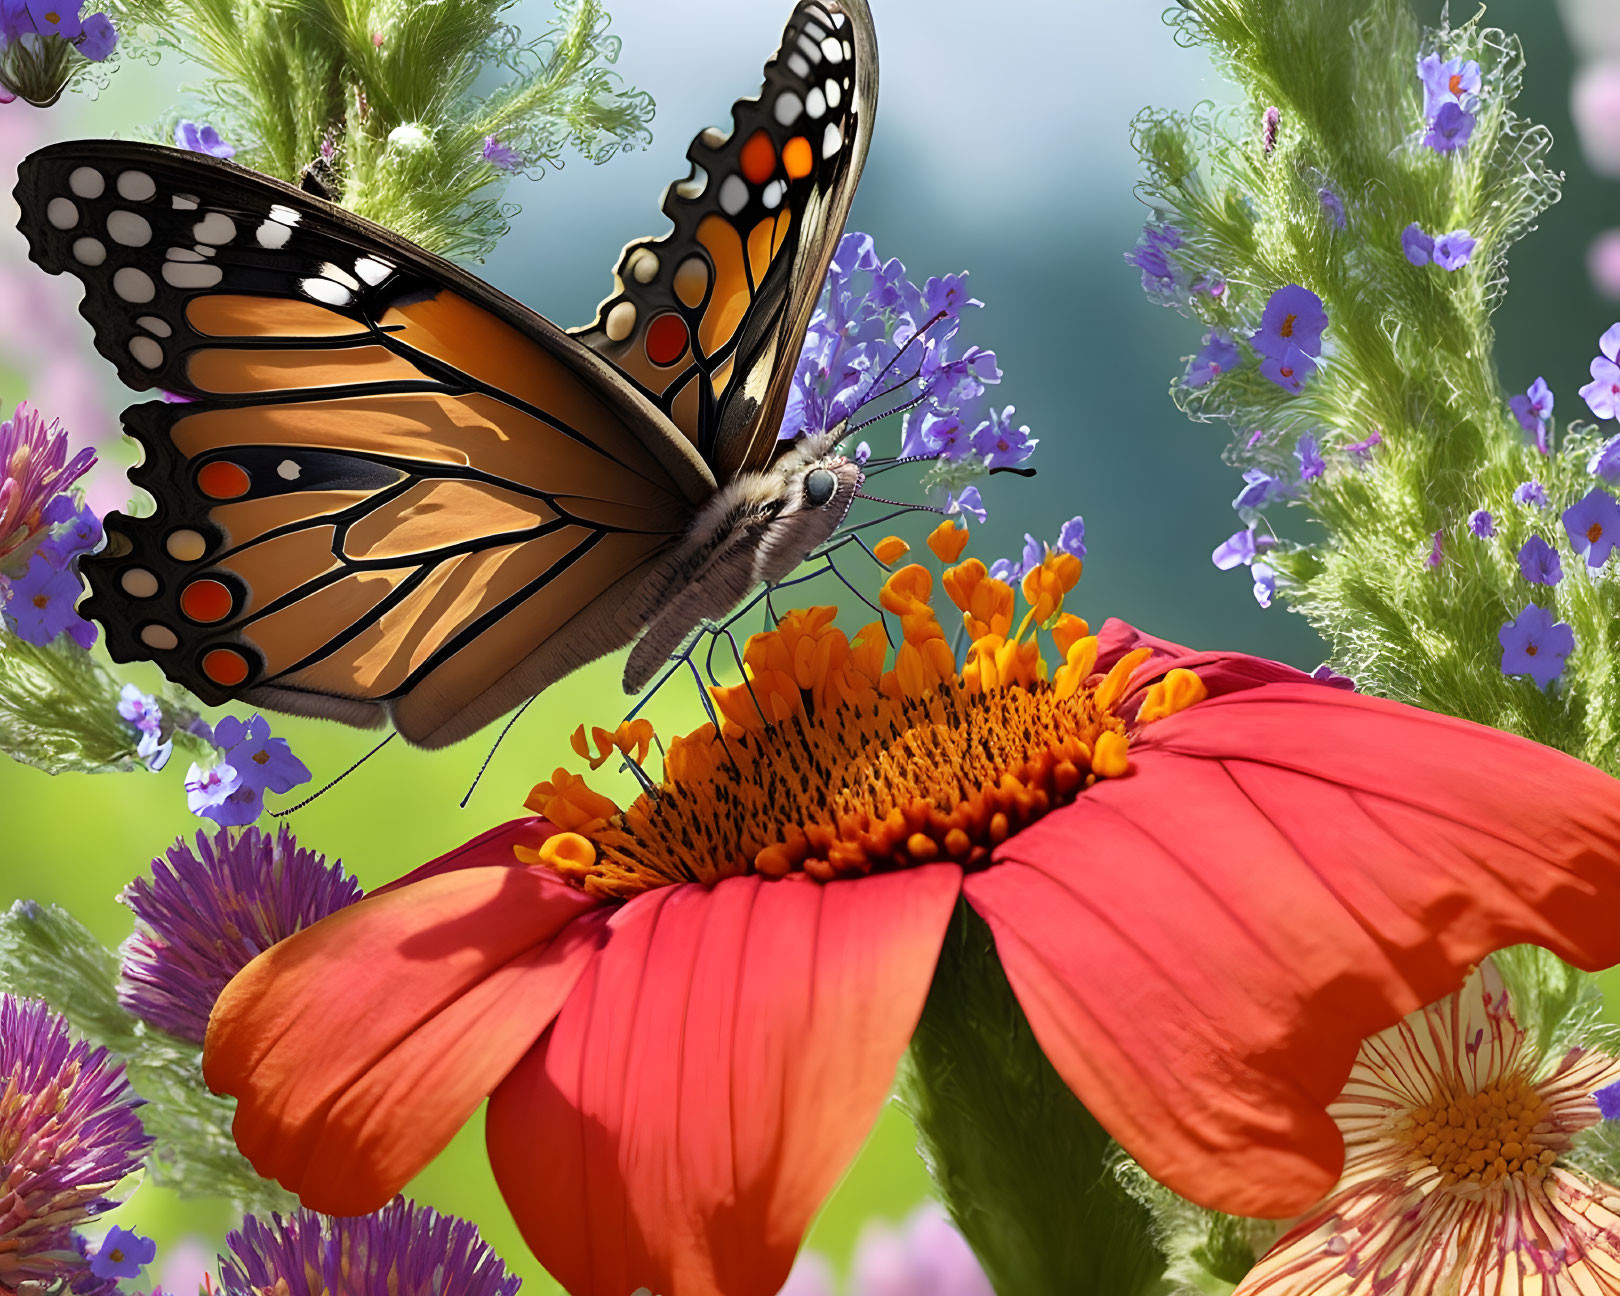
[12,0,876,749]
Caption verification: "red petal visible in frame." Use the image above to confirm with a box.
[964,684,1620,1218]
[204,864,604,1214]
[372,815,556,896]
[487,866,961,1296]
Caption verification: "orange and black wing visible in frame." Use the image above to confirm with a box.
[14,140,714,749]
[572,0,877,482]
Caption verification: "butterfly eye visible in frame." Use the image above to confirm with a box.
[804,468,837,507]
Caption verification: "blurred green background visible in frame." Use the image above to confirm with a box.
[2,0,1619,1288]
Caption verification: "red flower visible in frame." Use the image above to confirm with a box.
[205,578,1620,1296]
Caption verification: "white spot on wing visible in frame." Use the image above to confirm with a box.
[192,212,236,245]
[675,165,708,200]
[163,262,224,289]
[277,459,301,481]
[788,52,809,77]
[775,92,803,125]
[113,267,156,303]
[46,198,77,230]
[141,624,179,651]
[826,78,841,108]
[68,167,104,199]
[797,34,821,62]
[318,262,360,290]
[821,36,843,63]
[166,247,204,262]
[107,210,152,247]
[72,237,105,266]
[718,175,749,216]
[116,170,157,201]
[269,204,301,226]
[256,219,292,250]
[173,194,199,211]
[823,122,843,156]
[605,300,637,342]
[300,277,352,306]
[763,179,786,210]
[137,315,172,338]
[121,568,159,598]
[129,336,163,368]
[354,256,393,286]
[628,249,659,284]
[806,87,827,119]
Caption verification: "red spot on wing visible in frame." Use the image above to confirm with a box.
[646,314,690,368]
[741,130,777,184]
[198,461,251,500]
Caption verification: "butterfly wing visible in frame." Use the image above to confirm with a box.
[13,140,715,749]
[572,0,877,482]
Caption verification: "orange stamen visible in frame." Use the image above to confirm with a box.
[1136,668,1209,725]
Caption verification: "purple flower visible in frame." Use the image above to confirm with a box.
[217,1199,521,1296]
[16,0,80,37]
[1310,664,1357,690]
[1499,603,1575,688]
[0,402,95,572]
[1252,285,1328,360]
[944,486,986,526]
[1212,525,1275,570]
[1185,331,1240,388]
[1564,487,1620,567]
[1517,534,1563,585]
[1259,346,1317,393]
[76,9,114,59]
[1598,1081,1620,1121]
[1126,222,1182,296]
[1433,229,1476,270]
[1424,528,1445,570]
[1319,186,1346,230]
[117,683,171,771]
[3,552,95,648]
[1402,222,1436,266]
[184,761,240,818]
[1509,377,1554,453]
[0,995,151,1292]
[119,824,362,1043]
[91,1227,156,1280]
[1055,515,1086,561]
[1469,509,1496,538]
[969,405,1036,468]
[36,494,102,568]
[1592,433,1620,485]
[1580,324,1620,420]
[1252,562,1278,608]
[1515,479,1550,509]
[1233,469,1291,512]
[1420,53,1482,119]
[1295,433,1326,481]
[1262,105,1280,155]
[1424,101,1476,153]
[847,1203,994,1296]
[174,121,234,159]
[482,135,522,171]
[1347,432,1383,462]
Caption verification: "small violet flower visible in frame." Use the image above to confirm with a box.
[1234,468,1291,512]
[1515,479,1550,509]
[944,486,986,526]
[174,121,235,159]
[482,135,523,171]
[1591,433,1620,484]
[1579,323,1620,421]
[1295,433,1326,482]
[91,1227,156,1281]
[1419,53,1482,119]
[1424,529,1444,570]
[1433,229,1477,271]
[1424,101,1476,153]
[1252,562,1278,608]
[1509,377,1554,454]
[1517,535,1563,586]
[1260,348,1316,393]
[117,683,171,772]
[185,762,240,818]
[1469,509,1496,538]
[1212,525,1276,571]
[2,552,95,648]
[1262,105,1280,155]
[1499,603,1575,688]
[36,494,101,568]
[1564,487,1620,568]
[191,715,312,827]
[1347,432,1383,462]
[1185,331,1240,388]
[1319,186,1347,230]
[1402,223,1436,266]
[1253,285,1328,361]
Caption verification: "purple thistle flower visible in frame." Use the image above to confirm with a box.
[1433,229,1477,271]
[0,402,95,573]
[1259,346,1316,393]
[1402,222,1436,266]
[1262,105,1280,155]
[1419,53,1482,119]
[1510,377,1554,453]
[1319,186,1347,230]
[1564,487,1620,567]
[1295,433,1326,482]
[1469,509,1496,538]
[482,134,522,171]
[1253,285,1327,360]
[1185,331,1240,388]
[1515,479,1550,509]
[90,1227,156,1280]
[3,552,96,648]
[1580,324,1620,421]
[848,1203,994,1296]
[1424,101,1476,153]
[944,486,986,525]
[1424,528,1445,570]
[0,995,151,1292]
[217,1199,521,1296]
[119,824,362,1043]
[1518,535,1563,586]
[1499,603,1575,688]
[1252,562,1278,608]
[174,121,235,159]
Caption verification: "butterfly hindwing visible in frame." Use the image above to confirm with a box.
[14,141,713,748]
[572,0,877,482]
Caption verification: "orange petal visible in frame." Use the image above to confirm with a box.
[204,864,605,1215]
[487,867,962,1296]
[926,519,969,564]
[965,684,1620,1218]
[873,535,910,565]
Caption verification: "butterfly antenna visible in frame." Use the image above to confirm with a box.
[862,309,950,395]
[460,697,536,808]
[274,732,396,817]
[854,490,945,511]
[860,453,944,477]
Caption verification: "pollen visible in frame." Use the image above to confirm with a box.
[1399,1073,1559,1189]
[522,551,1194,902]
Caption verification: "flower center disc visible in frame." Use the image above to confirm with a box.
[1400,1075,1558,1189]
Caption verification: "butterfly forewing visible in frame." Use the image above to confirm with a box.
[13,141,713,748]
[572,0,877,482]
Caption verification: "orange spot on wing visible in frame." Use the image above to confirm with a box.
[645,313,690,368]
[696,215,750,357]
[740,130,777,184]
[783,136,813,179]
[202,647,251,686]
[197,461,251,500]
[181,579,235,624]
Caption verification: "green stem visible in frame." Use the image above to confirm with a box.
[897,902,1169,1296]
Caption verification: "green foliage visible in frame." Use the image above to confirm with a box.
[897,903,1169,1296]
[1132,1,1620,769]
[0,627,209,774]
[0,900,297,1213]
[105,0,654,260]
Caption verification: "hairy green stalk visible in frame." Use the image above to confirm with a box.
[897,903,1170,1296]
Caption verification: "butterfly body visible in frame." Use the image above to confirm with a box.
[12,0,876,748]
